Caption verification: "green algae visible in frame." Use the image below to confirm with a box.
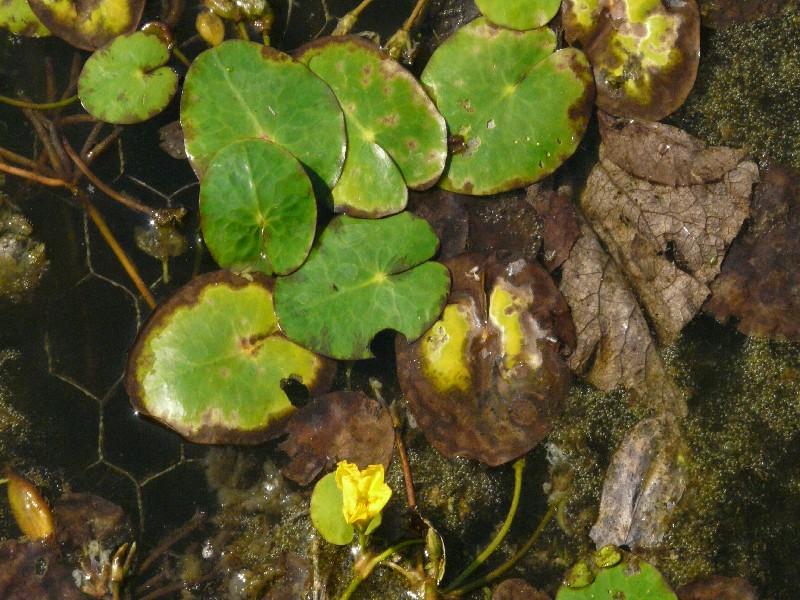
[669,7,800,168]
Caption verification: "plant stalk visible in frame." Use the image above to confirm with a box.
[0,94,79,111]
[338,539,423,600]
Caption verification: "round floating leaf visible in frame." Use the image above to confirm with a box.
[181,40,346,192]
[28,0,143,49]
[396,254,575,465]
[125,271,335,444]
[421,18,594,195]
[297,37,447,217]
[557,549,677,600]
[310,472,353,545]
[200,139,316,275]
[0,0,50,36]
[274,213,450,360]
[561,0,700,120]
[475,0,560,30]
[78,32,177,124]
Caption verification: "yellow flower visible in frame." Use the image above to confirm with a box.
[335,461,392,532]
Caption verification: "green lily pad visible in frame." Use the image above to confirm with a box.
[28,0,143,50]
[0,0,50,36]
[421,18,594,195]
[296,37,447,217]
[274,213,450,360]
[199,139,316,275]
[475,0,560,30]
[78,32,177,125]
[181,40,346,192]
[125,271,336,444]
[556,549,676,599]
[561,0,700,120]
[310,472,354,545]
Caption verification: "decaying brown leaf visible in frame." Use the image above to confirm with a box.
[561,117,758,412]
[525,183,581,272]
[582,116,757,344]
[561,221,686,415]
[397,254,575,466]
[705,165,800,341]
[278,391,394,486]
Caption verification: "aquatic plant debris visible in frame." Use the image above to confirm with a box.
[705,165,800,341]
[125,271,335,444]
[27,0,144,49]
[561,0,700,120]
[181,39,346,188]
[583,114,756,345]
[199,138,317,276]
[78,31,177,125]
[396,253,575,465]
[274,212,450,360]
[279,391,394,486]
[296,36,447,217]
[421,17,594,195]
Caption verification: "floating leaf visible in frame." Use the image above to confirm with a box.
[0,0,49,36]
[421,17,594,195]
[561,0,700,120]
[310,472,353,545]
[199,139,316,276]
[279,391,394,486]
[274,213,450,360]
[396,254,575,466]
[78,32,177,124]
[297,37,447,217]
[475,0,560,31]
[181,40,346,190]
[125,271,335,444]
[557,549,677,600]
[28,0,144,50]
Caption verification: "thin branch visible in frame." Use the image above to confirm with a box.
[0,146,56,175]
[84,126,123,167]
[78,193,158,310]
[0,161,75,190]
[63,140,156,218]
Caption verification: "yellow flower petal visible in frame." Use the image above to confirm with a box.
[335,461,392,532]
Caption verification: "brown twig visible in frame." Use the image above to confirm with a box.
[54,114,98,127]
[0,161,75,190]
[84,126,123,167]
[24,109,66,174]
[80,121,106,159]
[0,146,56,175]
[78,193,158,309]
[64,140,156,218]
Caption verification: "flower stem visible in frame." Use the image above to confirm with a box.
[338,539,423,600]
[447,497,563,596]
[444,458,525,592]
[0,94,79,111]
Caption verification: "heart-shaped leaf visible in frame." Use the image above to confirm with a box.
[199,139,316,275]
[297,37,447,217]
[396,254,575,465]
[181,40,346,191]
[0,0,50,36]
[78,32,177,124]
[475,0,560,31]
[274,213,450,360]
[28,0,144,49]
[125,271,335,444]
[310,472,353,545]
[421,17,594,195]
[561,0,700,120]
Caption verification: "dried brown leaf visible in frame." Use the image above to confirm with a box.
[705,165,800,341]
[278,391,394,486]
[561,222,686,415]
[525,183,581,272]
[580,131,756,344]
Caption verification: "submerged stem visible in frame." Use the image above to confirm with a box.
[0,94,79,111]
[338,539,423,600]
[447,497,563,596]
[444,458,525,592]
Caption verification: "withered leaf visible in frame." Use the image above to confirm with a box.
[525,183,581,272]
[561,222,686,415]
[705,165,800,341]
[581,120,756,344]
[278,391,394,486]
[598,112,749,187]
[397,254,575,466]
